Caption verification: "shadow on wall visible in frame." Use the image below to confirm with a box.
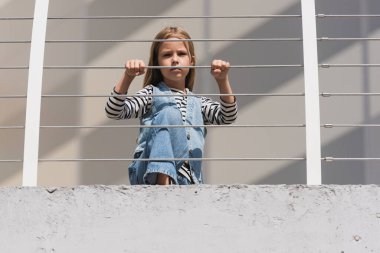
[80,0,380,185]
[80,0,186,184]
[255,124,368,184]
[79,1,304,185]
[2,0,380,185]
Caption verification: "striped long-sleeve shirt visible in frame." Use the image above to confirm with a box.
[105,84,238,125]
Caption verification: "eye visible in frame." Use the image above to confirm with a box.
[178,51,188,56]
[162,53,171,57]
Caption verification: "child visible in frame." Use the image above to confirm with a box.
[105,26,238,185]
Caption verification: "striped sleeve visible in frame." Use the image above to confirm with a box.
[201,96,238,125]
[105,85,153,119]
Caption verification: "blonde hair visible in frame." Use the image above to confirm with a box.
[143,26,196,91]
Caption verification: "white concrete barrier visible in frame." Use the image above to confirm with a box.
[1,185,379,253]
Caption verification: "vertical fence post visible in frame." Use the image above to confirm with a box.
[301,0,322,185]
[22,0,49,186]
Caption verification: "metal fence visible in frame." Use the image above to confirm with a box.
[1,0,379,186]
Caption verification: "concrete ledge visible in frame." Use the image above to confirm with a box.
[1,185,380,253]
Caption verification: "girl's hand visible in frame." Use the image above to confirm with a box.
[210,59,234,103]
[114,60,145,94]
[125,59,146,77]
[211,59,230,81]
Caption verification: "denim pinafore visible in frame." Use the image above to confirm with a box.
[128,82,206,185]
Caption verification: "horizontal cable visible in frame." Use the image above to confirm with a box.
[5,124,306,130]
[318,37,380,41]
[0,15,302,21]
[46,38,302,43]
[42,93,305,98]
[323,157,380,162]
[0,17,33,20]
[47,15,302,20]
[0,159,23,162]
[0,65,303,70]
[0,66,28,70]
[0,93,305,99]
[8,14,380,21]
[0,40,31,44]
[43,65,303,69]
[320,63,380,68]
[321,92,380,97]
[0,95,27,98]
[38,157,306,162]
[317,14,380,18]
[323,124,380,128]
[5,14,380,21]
[40,124,305,129]
[0,38,302,44]
[0,126,24,129]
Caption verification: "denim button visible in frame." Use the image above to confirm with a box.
[187,133,191,140]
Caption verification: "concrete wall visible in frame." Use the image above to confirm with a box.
[1,0,380,186]
[1,185,379,252]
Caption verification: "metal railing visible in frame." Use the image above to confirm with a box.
[1,0,316,185]
[2,0,379,185]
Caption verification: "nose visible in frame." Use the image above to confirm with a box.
[171,54,179,65]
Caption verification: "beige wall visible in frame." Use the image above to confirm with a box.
[0,0,34,185]
[1,0,380,186]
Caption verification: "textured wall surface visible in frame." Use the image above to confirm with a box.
[1,185,379,253]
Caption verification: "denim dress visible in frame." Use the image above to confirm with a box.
[128,82,206,185]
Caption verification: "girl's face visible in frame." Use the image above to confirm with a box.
[157,38,193,89]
